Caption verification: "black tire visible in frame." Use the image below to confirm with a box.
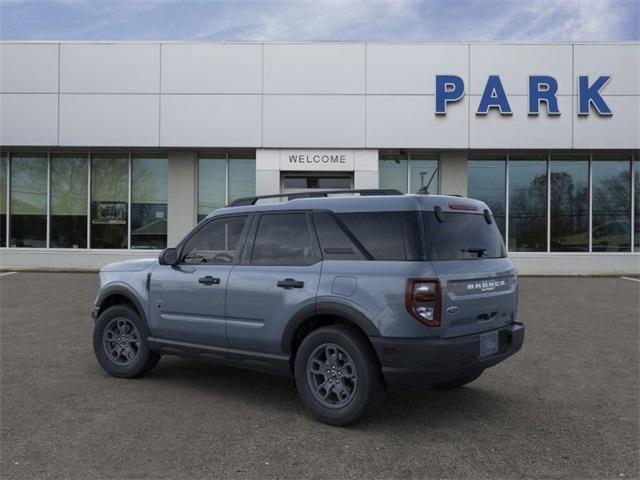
[432,369,483,390]
[294,325,385,426]
[93,304,160,378]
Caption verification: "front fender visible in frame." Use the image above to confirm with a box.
[94,280,149,326]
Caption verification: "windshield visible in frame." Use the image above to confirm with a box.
[423,212,505,260]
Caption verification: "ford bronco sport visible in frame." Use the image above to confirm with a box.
[92,190,524,426]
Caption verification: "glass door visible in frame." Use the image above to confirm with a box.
[281,173,352,195]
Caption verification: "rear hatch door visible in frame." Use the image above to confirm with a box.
[422,206,517,339]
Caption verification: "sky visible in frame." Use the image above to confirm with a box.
[0,0,638,42]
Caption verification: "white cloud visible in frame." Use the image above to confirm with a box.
[0,0,637,41]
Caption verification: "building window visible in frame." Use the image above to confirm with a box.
[198,155,226,222]
[592,153,631,252]
[91,154,128,249]
[467,154,506,239]
[635,156,639,251]
[379,151,438,194]
[0,154,7,247]
[228,152,256,205]
[131,155,168,249]
[197,151,256,222]
[508,153,548,252]
[10,154,47,248]
[468,150,637,254]
[549,154,589,252]
[50,154,88,248]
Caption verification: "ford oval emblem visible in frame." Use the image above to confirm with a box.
[446,306,459,314]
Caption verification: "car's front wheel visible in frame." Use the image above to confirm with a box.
[93,304,160,378]
[294,325,385,426]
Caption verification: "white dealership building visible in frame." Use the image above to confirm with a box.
[0,41,638,274]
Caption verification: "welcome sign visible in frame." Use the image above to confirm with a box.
[279,150,355,171]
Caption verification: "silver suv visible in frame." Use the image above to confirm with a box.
[92,190,524,425]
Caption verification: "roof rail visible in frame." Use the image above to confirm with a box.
[226,189,404,207]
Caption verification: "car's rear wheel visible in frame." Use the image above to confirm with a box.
[294,325,385,426]
[93,304,160,378]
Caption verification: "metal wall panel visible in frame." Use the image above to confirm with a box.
[59,94,159,146]
[0,93,58,145]
[574,44,640,95]
[161,43,262,93]
[367,43,468,94]
[470,44,573,95]
[366,95,469,148]
[60,43,160,93]
[263,95,365,147]
[263,43,365,94]
[469,95,573,149]
[573,96,640,149]
[161,94,261,146]
[0,44,59,93]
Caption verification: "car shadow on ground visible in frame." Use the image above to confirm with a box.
[102,355,528,430]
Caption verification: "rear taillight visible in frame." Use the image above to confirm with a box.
[405,279,441,327]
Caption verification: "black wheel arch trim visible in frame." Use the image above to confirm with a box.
[281,301,381,354]
[94,283,148,325]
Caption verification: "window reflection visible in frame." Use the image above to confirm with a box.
[634,157,639,251]
[50,155,88,248]
[91,155,128,249]
[410,154,438,194]
[592,155,631,252]
[508,155,547,252]
[131,156,168,249]
[550,155,589,252]
[467,157,506,239]
[0,155,6,247]
[198,156,226,222]
[10,154,47,248]
[228,154,255,206]
[197,153,256,223]
[379,151,439,194]
[379,151,408,193]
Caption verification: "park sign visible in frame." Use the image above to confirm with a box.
[435,75,613,116]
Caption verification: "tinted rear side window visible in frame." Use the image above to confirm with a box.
[251,213,317,265]
[313,212,366,260]
[337,212,411,260]
[423,212,505,260]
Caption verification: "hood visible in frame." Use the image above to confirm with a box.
[101,258,157,272]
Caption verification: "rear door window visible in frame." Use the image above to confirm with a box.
[423,212,505,260]
[251,213,319,266]
[313,212,366,260]
[337,212,411,260]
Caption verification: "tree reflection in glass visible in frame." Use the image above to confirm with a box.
[131,156,168,250]
[468,157,506,240]
[592,155,631,252]
[508,156,547,252]
[550,156,589,252]
[91,155,128,249]
[10,154,47,248]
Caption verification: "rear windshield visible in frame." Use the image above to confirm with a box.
[423,212,505,260]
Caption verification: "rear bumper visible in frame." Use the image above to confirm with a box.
[370,322,524,390]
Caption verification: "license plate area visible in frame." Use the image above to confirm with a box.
[479,331,499,358]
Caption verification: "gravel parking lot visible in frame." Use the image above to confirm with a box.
[1,273,638,479]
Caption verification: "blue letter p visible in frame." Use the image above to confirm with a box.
[435,75,464,115]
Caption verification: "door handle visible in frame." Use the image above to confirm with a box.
[198,276,220,285]
[277,278,304,289]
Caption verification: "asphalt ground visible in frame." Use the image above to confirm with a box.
[1,273,638,480]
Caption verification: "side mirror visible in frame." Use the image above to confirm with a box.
[158,247,178,266]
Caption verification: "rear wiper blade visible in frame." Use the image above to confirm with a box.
[461,248,487,257]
